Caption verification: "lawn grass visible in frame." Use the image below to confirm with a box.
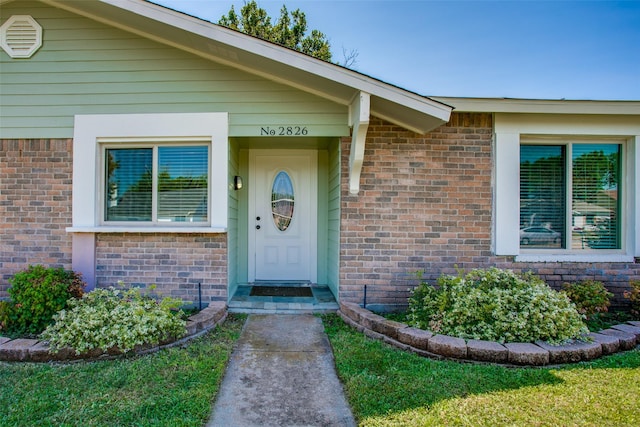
[0,313,246,427]
[323,314,640,427]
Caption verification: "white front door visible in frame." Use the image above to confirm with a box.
[249,150,317,282]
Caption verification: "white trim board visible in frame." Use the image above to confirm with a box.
[69,112,229,231]
[493,113,640,260]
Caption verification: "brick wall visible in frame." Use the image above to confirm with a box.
[0,139,73,297]
[0,139,227,304]
[339,114,639,310]
[96,233,228,304]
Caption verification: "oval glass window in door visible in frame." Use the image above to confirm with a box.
[271,171,294,231]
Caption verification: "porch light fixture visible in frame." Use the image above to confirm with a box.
[233,175,243,190]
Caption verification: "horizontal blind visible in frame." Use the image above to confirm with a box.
[520,145,565,248]
[157,146,209,223]
[571,144,620,249]
[105,148,153,221]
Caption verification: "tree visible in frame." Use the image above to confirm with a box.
[219,1,333,62]
[339,46,359,69]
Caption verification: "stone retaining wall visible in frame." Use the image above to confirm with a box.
[339,302,640,366]
[0,302,227,362]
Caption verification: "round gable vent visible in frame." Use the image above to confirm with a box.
[0,15,43,59]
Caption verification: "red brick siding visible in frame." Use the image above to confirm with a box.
[96,233,228,303]
[0,139,73,297]
[339,114,639,310]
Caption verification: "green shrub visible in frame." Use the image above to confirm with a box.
[407,267,588,344]
[0,300,12,333]
[41,286,187,354]
[6,265,85,335]
[562,280,612,319]
[624,280,640,318]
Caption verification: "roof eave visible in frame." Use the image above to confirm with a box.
[38,0,451,133]
[431,96,640,115]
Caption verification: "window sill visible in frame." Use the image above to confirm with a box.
[515,253,634,263]
[66,226,227,234]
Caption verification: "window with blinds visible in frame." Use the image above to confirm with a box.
[571,144,620,250]
[520,145,565,248]
[104,145,209,224]
[520,142,621,251]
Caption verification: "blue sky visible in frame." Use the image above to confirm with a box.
[152,0,640,100]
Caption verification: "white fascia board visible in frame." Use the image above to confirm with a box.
[146,0,450,121]
[44,0,451,130]
[432,97,640,115]
[140,3,453,120]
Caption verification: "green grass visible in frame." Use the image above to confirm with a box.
[0,314,246,427]
[323,314,640,427]
[3,313,638,426]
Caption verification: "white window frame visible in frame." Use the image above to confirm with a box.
[100,140,211,226]
[494,113,640,262]
[67,113,229,233]
[520,137,624,253]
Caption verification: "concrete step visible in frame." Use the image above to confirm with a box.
[228,285,339,314]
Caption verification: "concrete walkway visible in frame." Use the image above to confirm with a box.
[207,314,356,427]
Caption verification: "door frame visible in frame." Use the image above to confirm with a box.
[247,149,318,283]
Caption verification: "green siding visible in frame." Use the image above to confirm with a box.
[236,148,250,285]
[227,139,240,300]
[0,1,349,139]
[317,150,329,285]
[327,139,341,297]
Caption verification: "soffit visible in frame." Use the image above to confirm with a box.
[28,0,451,134]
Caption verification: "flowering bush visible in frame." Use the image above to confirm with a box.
[5,265,85,335]
[41,286,186,354]
[624,280,640,318]
[408,267,589,344]
[562,280,612,319]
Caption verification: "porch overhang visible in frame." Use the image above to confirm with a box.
[33,0,452,134]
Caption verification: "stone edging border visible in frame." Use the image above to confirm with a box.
[0,302,228,363]
[339,302,640,366]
